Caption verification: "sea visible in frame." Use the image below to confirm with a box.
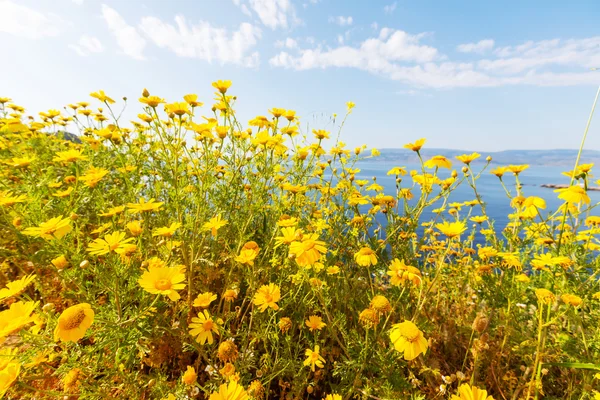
[353,160,600,236]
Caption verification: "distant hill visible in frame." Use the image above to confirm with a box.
[376,148,600,166]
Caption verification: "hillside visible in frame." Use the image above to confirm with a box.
[376,148,600,166]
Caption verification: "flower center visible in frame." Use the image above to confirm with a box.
[203,320,214,331]
[62,309,86,330]
[264,294,273,303]
[403,328,421,342]
[154,279,172,291]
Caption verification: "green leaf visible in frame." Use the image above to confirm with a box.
[544,362,600,371]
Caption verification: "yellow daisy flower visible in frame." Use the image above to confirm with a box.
[54,303,94,343]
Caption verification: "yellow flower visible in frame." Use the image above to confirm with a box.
[62,368,82,393]
[303,345,325,372]
[53,187,74,198]
[327,266,340,275]
[189,310,220,345]
[289,234,327,267]
[139,95,165,108]
[404,138,426,152]
[203,215,228,236]
[450,383,494,400]
[54,303,94,342]
[305,315,326,332]
[218,341,239,362]
[51,255,69,269]
[0,274,35,302]
[209,380,248,400]
[468,216,488,225]
[535,288,555,305]
[235,248,259,266]
[126,198,164,214]
[90,90,115,104]
[138,264,185,301]
[555,185,591,204]
[456,152,481,165]
[183,94,203,107]
[387,166,408,176]
[152,222,181,237]
[490,166,509,177]
[53,149,88,163]
[99,206,125,217]
[23,216,72,240]
[182,366,197,385]
[219,362,236,380]
[127,220,143,236]
[165,102,190,116]
[354,247,377,267]
[0,301,38,343]
[508,164,529,175]
[0,191,28,207]
[359,308,380,329]
[0,360,20,398]
[435,221,467,239]
[79,166,109,188]
[223,289,238,303]
[370,295,392,314]
[193,292,217,308]
[275,227,302,247]
[389,320,428,361]
[424,155,452,169]
[87,231,135,256]
[313,129,330,140]
[212,80,232,94]
[561,294,583,307]
[253,283,281,312]
[325,395,342,400]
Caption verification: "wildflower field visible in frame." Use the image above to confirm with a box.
[1,81,600,400]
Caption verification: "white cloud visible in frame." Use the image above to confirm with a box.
[270,28,438,70]
[234,0,299,30]
[69,35,104,56]
[270,31,600,88]
[72,0,84,4]
[383,2,397,14]
[139,15,261,67]
[101,4,146,60]
[0,0,64,39]
[457,39,494,54]
[329,16,353,26]
[275,37,297,49]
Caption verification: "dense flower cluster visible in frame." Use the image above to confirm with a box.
[0,83,599,399]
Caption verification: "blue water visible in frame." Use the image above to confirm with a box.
[354,161,600,233]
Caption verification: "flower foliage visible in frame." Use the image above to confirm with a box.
[0,84,599,399]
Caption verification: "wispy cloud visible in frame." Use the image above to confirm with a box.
[101,4,146,60]
[275,37,298,49]
[233,0,300,30]
[328,16,353,26]
[69,35,104,56]
[270,28,438,69]
[457,39,494,54]
[139,16,261,67]
[270,29,600,88]
[383,2,397,14]
[0,0,65,39]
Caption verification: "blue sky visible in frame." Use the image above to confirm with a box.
[1,0,600,151]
